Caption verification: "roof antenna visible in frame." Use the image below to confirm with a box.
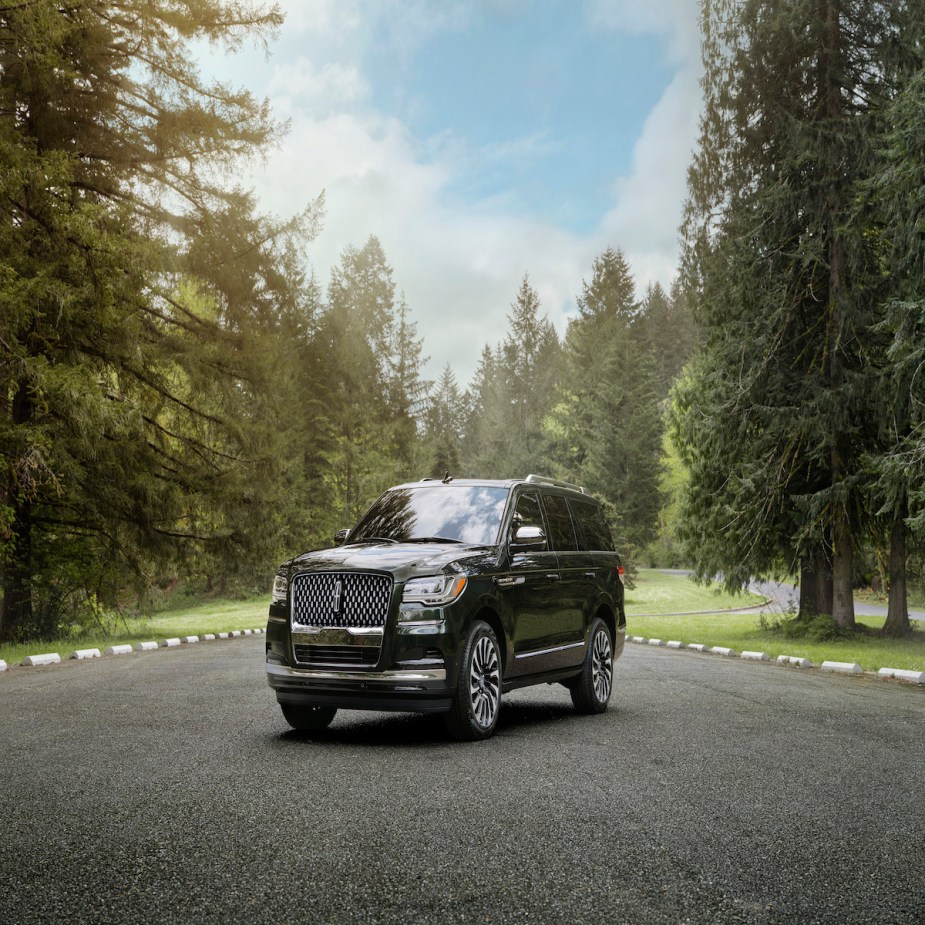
[442,470,453,484]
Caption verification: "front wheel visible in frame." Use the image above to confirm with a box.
[570,619,613,714]
[280,703,337,732]
[443,621,502,741]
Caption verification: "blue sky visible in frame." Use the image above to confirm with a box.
[198,0,702,383]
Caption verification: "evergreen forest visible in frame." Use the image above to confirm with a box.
[2,1,925,644]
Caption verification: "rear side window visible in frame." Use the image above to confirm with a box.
[569,499,615,552]
[541,493,578,551]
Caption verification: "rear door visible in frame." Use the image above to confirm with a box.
[542,491,593,663]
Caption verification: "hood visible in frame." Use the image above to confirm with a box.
[287,542,498,582]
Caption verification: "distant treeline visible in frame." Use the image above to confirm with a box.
[0,2,696,642]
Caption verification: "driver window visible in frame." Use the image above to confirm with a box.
[511,492,547,550]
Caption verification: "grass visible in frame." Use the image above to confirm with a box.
[0,596,268,668]
[855,586,925,610]
[625,570,925,672]
[4,569,924,674]
[625,569,765,614]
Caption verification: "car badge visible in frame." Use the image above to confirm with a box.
[331,578,344,615]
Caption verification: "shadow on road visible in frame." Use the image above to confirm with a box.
[271,694,596,747]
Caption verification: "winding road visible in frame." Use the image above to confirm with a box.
[1,636,923,923]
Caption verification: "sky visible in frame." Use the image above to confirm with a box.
[198,0,703,385]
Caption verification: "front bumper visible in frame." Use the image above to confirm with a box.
[266,661,453,713]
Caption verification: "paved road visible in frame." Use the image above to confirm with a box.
[655,569,925,621]
[750,578,925,621]
[1,638,923,924]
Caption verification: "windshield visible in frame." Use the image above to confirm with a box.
[348,486,510,546]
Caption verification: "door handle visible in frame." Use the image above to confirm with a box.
[584,571,597,581]
[544,573,561,582]
[495,576,525,588]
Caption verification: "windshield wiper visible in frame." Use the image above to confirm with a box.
[348,536,398,545]
[404,536,464,544]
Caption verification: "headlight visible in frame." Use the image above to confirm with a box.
[402,575,467,606]
[271,572,288,605]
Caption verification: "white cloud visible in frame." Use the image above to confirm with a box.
[268,60,369,112]
[242,1,705,384]
[274,0,363,35]
[585,0,701,64]
[598,63,702,295]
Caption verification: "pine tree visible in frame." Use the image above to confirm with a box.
[548,249,663,552]
[424,365,464,478]
[0,1,288,640]
[464,276,559,478]
[677,0,907,623]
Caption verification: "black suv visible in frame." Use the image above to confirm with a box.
[266,475,626,740]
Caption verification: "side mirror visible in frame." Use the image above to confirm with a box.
[511,525,545,552]
[333,529,350,546]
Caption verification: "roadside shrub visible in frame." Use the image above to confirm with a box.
[758,609,869,642]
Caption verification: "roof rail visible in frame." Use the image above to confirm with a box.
[525,474,586,494]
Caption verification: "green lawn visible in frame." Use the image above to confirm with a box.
[625,569,765,615]
[625,570,925,672]
[3,570,923,674]
[0,596,268,667]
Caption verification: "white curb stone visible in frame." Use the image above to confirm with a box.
[135,641,158,651]
[180,635,199,644]
[711,646,736,657]
[230,631,241,638]
[218,632,229,639]
[22,653,61,667]
[254,628,264,634]
[630,636,646,644]
[0,659,6,671]
[70,648,101,660]
[161,638,181,648]
[741,651,769,661]
[105,644,133,656]
[777,655,813,668]
[203,634,216,641]
[688,643,707,652]
[666,640,683,649]
[647,638,665,647]
[879,667,925,684]
[821,660,862,674]
[243,629,253,636]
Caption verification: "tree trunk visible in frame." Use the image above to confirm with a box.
[883,503,910,637]
[1,380,35,642]
[799,556,818,617]
[815,543,834,616]
[831,507,855,629]
[820,0,855,630]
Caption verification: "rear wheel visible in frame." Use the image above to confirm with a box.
[443,621,501,741]
[280,703,337,732]
[570,619,613,714]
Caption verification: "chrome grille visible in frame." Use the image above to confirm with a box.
[290,572,392,629]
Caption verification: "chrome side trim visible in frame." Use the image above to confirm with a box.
[514,641,585,660]
[267,663,446,683]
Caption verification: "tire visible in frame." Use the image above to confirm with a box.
[280,703,338,732]
[443,621,502,741]
[570,618,614,715]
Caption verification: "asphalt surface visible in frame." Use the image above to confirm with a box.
[1,638,923,925]
[750,578,925,621]
[655,569,925,621]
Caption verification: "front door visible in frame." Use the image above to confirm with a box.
[501,492,571,676]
